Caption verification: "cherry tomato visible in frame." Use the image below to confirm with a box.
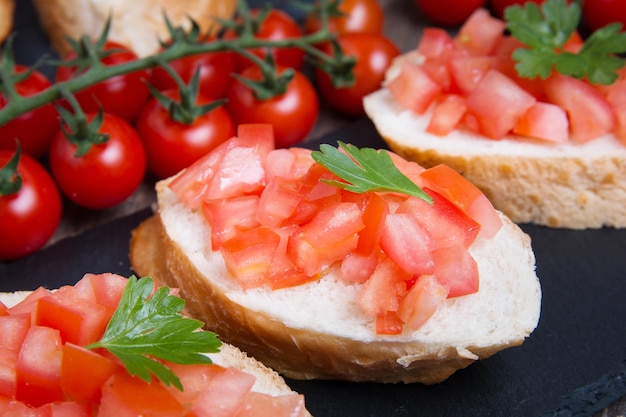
[223,9,305,72]
[136,90,236,179]
[0,65,59,159]
[415,0,486,26]
[304,0,384,35]
[0,148,62,261]
[48,112,146,209]
[150,44,236,99]
[226,65,319,148]
[315,33,400,116]
[581,0,626,32]
[55,41,150,122]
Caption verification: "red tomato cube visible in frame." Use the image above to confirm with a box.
[379,212,435,275]
[190,367,256,417]
[236,391,308,417]
[388,61,442,114]
[432,244,479,298]
[397,275,449,331]
[426,94,468,136]
[513,101,569,143]
[454,9,506,56]
[0,347,18,398]
[203,195,261,250]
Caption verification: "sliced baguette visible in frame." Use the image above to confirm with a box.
[31,0,237,57]
[363,51,626,229]
[0,288,308,405]
[129,177,541,385]
[0,0,13,43]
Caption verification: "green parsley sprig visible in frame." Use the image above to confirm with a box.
[506,0,626,84]
[311,142,433,203]
[86,276,221,391]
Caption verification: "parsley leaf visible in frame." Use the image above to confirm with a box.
[506,0,626,85]
[311,142,433,204]
[86,276,222,391]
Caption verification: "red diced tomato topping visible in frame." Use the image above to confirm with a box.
[203,195,260,250]
[388,61,441,114]
[0,314,30,352]
[236,391,308,417]
[190,367,256,417]
[397,275,449,331]
[0,347,18,397]
[432,245,479,298]
[358,256,407,317]
[426,94,467,136]
[417,28,454,59]
[380,212,435,275]
[513,101,569,143]
[454,9,506,56]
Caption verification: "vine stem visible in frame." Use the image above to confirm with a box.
[0,1,341,127]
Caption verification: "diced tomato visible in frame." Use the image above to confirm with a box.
[256,177,303,227]
[417,28,454,59]
[421,57,454,92]
[203,196,260,250]
[339,251,380,283]
[15,326,64,407]
[73,273,127,320]
[165,363,226,407]
[379,212,435,275]
[0,395,46,417]
[0,302,7,316]
[0,347,18,397]
[38,401,92,417]
[60,343,122,404]
[397,275,449,331]
[190,367,255,417]
[600,70,626,142]
[426,94,467,136]
[449,56,499,95]
[0,314,30,352]
[358,256,408,317]
[432,244,479,298]
[465,69,537,139]
[544,74,616,142]
[236,391,308,417]
[266,227,317,290]
[454,9,506,56]
[34,286,109,346]
[221,226,282,289]
[387,152,426,185]
[356,193,388,255]
[98,371,186,417]
[513,101,569,143]
[420,164,502,239]
[375,311,404,335]
[397,190,480,250]
[8,287,51,316]
[388,60,441,114]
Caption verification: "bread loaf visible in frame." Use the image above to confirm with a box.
[31,0,237,57]
[0,0,14,43]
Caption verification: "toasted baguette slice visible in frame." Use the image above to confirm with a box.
[0,289,308,405]
[0,0,13,43]
[129,178,541,385]
[31,0,237,57]
[363,51,626,229]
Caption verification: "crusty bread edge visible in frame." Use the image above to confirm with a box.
[0,0,14,43]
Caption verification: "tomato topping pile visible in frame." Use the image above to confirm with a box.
[388,8,626,144]
[0,273,307,416]
[169,124,503,335]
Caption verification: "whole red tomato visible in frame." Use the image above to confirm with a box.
[489,0,571,19]
[304,0,384,35]
[315,33,400,116]
[55,41,150,122]
[581,0,626,32]
[226,65,319,148]
[415,0,486,26]
[49,112,146,209]
[0,65,59,159]
[136,90,236,179]
[0,148,62,260]
[223,9,305,72]
[150,46,236,99]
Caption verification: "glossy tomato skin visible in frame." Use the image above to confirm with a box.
[0,66,59,159]
[150,46,236,99]
[223,9,304,72]
[55,41,150,122]
[415,0,486,26]
[304,0,384,35]
[315,33,400,116]
[581,0,626,32]
[226,66,319,147]
[49,112,146,209]
[136,90,236,179]
[0,150,62,261]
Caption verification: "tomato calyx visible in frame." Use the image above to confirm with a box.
[0,142,22,196]
[147,57,227,125]
[55,87,109,157]
[312,40,356,88]
[300,0,348,21]
[232,53,296,100]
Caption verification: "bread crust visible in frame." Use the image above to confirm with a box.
[0,0,14,43]
[363,61,626,229]
[31,0,237,57]
[130,181,541,384]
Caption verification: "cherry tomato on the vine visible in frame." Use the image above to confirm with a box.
[0,148,62,261]
[226,65,319,148]
[136,90,236,179]
[415,0,486,26]
[0,65,59,159]
[581,0,626,32]
[304,0,384,35]
[55,41,151,122]
[150,45,236,99]
[48,112,146,209]
[315,33,400,116]
[223,9,305,72]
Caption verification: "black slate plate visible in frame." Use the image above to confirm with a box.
[1,117,626,417]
